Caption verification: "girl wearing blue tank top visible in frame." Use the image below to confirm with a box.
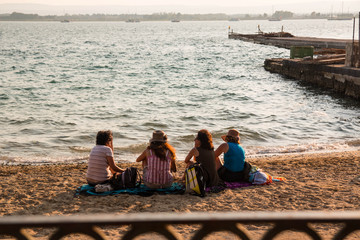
[215,129,250,182]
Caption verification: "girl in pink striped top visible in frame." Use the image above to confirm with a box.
[136,130,177,189]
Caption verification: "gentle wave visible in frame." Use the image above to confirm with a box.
[1,139,358,165]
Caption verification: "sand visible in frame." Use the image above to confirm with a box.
[0,150,359,239]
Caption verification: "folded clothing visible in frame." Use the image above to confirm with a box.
[95,183,113,192]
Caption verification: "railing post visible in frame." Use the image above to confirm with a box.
[262,221,321,240]
[49,225,107,240]
[333,222,360,240]
[192,222,251,240]
[0,227,32,240]
[122,223,183,240]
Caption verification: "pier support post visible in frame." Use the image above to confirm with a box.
[345,42,360,68]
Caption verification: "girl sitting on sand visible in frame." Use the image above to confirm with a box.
[215,129,250,182]
[136,130,177,189]
[184,129,220,187]
[86,130,124,186]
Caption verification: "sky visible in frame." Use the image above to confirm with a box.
[0,0,342,6]
[0,0,358,15]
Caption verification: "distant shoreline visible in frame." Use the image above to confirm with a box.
[0,11,357,22]
[0,18,355,22]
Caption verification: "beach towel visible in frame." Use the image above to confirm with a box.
[205,172,286,193]
[75,182,185,197]
[205,181,252,193]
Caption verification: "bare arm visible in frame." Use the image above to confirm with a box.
[107,156,124,173]
[136,150,147,163]
[170,157,177,173]
[105,139,120,173]
[108,140,114,152]
[184,148,199,167]
[214,143,229,158]
[184,148,195,163]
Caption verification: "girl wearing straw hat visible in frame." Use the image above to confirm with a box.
[136,130,177,189]
[215,129,250,182]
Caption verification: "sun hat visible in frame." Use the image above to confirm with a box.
[221,129,240,142]
[149,130,167,143]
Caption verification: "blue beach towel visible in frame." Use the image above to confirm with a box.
[75,183,185,197]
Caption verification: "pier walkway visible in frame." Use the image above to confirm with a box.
[228,32,353,49]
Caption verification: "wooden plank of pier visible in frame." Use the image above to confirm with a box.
[229,32,354,50]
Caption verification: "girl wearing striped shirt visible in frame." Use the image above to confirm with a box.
[136,130,177,189]
[86,130,124,186]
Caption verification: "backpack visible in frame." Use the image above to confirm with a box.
[249,165,273,185]
[252,171,272,185]
[110,167,141,190]
[185,163,206,197]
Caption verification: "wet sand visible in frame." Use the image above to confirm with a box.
[0,150,359,239]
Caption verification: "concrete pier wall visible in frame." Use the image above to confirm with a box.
[264,58,360,99]
[229,32,360,100]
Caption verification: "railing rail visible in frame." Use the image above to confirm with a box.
[1,211,360,240]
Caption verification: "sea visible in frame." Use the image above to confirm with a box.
[0,19,359,165]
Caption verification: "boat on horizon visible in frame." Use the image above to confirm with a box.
[327,16,352,20]
[171,19,180,22]
[126,19,140,23]
[268,17,281,21]
[328,3,353,21]
[60,19,70,23]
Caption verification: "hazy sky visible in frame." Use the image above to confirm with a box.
[0,0,358,14]
[0,0,345,6]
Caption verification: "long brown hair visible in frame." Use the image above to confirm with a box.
[196,129,214,150]
[148,142,176,161]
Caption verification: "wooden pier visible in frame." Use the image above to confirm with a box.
[228,32,353,50]
[229,31,360,100]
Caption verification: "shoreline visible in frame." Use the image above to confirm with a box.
[1,150,359,238]
[1,146,359,166]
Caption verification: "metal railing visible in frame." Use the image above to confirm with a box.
[1,211,360,240]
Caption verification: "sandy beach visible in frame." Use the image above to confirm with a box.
[1,150,359,239]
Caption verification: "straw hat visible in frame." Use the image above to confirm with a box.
[149,130,167,143]
[221,129,240,142]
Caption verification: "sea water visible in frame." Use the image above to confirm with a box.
[0,19,359,164]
